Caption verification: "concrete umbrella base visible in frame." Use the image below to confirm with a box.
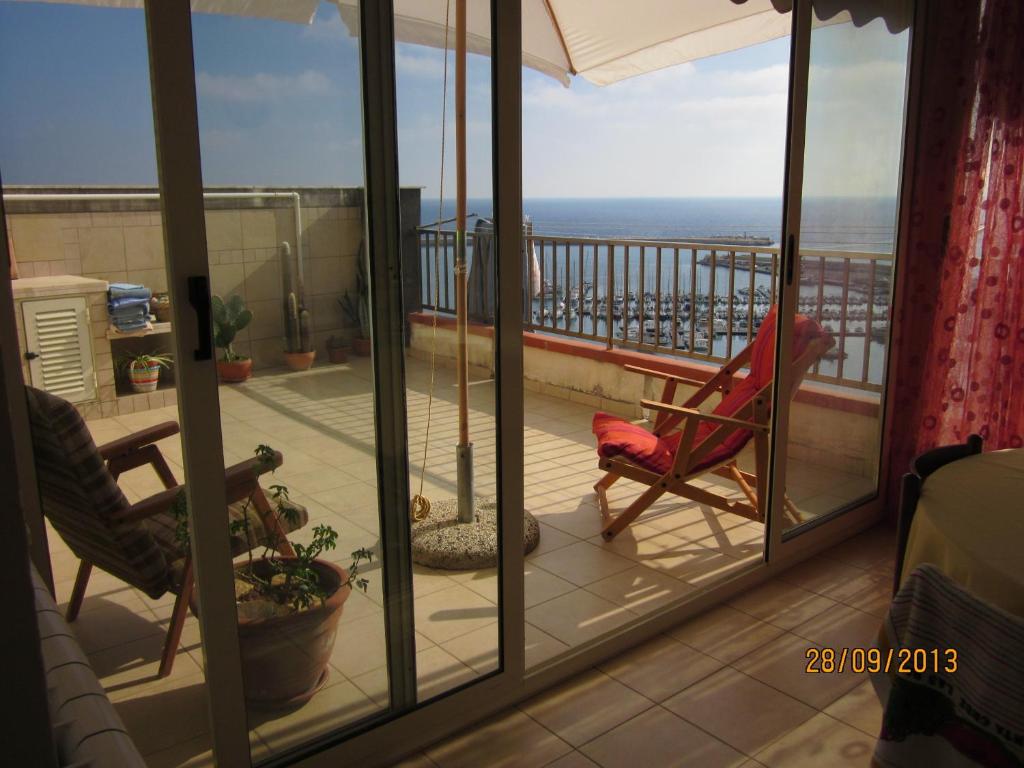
[410,497,540,570]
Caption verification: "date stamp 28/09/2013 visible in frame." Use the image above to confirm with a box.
[804,647,958,675]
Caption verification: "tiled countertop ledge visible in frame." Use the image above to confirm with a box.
[12,275,108,299]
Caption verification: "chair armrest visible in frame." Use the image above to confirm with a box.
[116,484,185,524]
[99,422,180,460]
[224,451,284,502]
[640,400,769,432]
[116,451,285,523]
[624,364,707,390]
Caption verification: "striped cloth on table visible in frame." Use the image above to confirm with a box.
[871,564,1024,768]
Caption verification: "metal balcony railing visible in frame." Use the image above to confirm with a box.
[417,229,893,393]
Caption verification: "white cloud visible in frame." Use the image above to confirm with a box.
[395,48,449,79]
[196,70,332,103]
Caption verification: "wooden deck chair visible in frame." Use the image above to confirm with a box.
[592,307,834,541]
[25,386,308,677]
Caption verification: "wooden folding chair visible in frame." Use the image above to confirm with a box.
[26,387,308,677]
[592,307,834,541]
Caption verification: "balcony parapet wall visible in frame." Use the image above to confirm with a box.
[408,312,883,480]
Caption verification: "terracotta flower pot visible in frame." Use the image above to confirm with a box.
[128,361,160,393]
[217,358,252,383]
[352,336,372,356]
[236,559,351,709]
[283,350,316,371]
[327,346,348,364]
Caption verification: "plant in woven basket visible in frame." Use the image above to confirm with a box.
[117,351,173,393]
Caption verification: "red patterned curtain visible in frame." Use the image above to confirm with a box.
[887,0,1024,511]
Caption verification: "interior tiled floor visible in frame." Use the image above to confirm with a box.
[400,524,896,768]
[45,355,885,766]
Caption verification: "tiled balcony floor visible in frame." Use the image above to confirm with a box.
[46,356,884,766]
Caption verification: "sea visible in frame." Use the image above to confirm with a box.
[419,197,899,386]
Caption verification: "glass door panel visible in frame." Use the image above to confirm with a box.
[398,0,503,694]
[518,11,794,667]
[0,3,230,764]
[779,4,910,534]
[188,2,392,759]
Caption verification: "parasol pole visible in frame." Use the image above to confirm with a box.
[454,0,474,523]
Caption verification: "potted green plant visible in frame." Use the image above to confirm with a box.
[173,445,372,709]
[326,334,348,364]
[340,246,371,356]
[212,294,254,383]
[118,352,173,393]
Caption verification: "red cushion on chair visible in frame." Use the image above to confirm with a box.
[594,307,828,476]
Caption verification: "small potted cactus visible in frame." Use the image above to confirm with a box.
[281,241,316,371]
[340,243,371,356]
[213,294,253,383]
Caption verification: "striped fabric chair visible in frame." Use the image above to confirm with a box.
[26,387,308,677]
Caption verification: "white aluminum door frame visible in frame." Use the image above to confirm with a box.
[143,3,250,766]
[139,1,530,765]
[765,0,918,564]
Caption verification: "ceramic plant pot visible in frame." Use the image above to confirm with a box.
[128,361,161,393]
[217,358,253,383]
[352,337,372,357]
[284,350,316,371]
[327,346,348,364]
[236,559,351,709]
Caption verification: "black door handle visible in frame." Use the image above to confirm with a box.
[187,275,213,361]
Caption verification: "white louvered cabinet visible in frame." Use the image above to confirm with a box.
[22,296,97,404]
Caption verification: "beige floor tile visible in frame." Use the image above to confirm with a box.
[441,623,500,674]
[413,584,499,645]
[544,752,601,768]
[69,602,165,655]
[777,556,870,597]
[528,523,584,558]
[732,633,864,710]
[526,623,572,669]
[142,732,215,768]
[417,646,480,702]
[520,669,654,748]
[531,541,638,587]
[668,605,786,664]
[598,634,724,702]
[113,672,210,756]
[663,667,817,755]
[822,681,883,737]
[754,712,876,768]
[526,564,580,608]
[252,680,381,752]
[823,526,896,571]
[89,632,202,700]
[389,753,439,768]
[789,603,882,650]
[728,580,837,630]
[580,706,746,768]
[330,613,415,679]
[425,708,573,768]
[584,564,697,614]
[526,591,634,648]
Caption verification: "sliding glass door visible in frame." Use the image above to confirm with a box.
[143,1,524,764]
[769,0,912,552]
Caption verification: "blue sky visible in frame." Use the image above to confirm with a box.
[0,2,908,199]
